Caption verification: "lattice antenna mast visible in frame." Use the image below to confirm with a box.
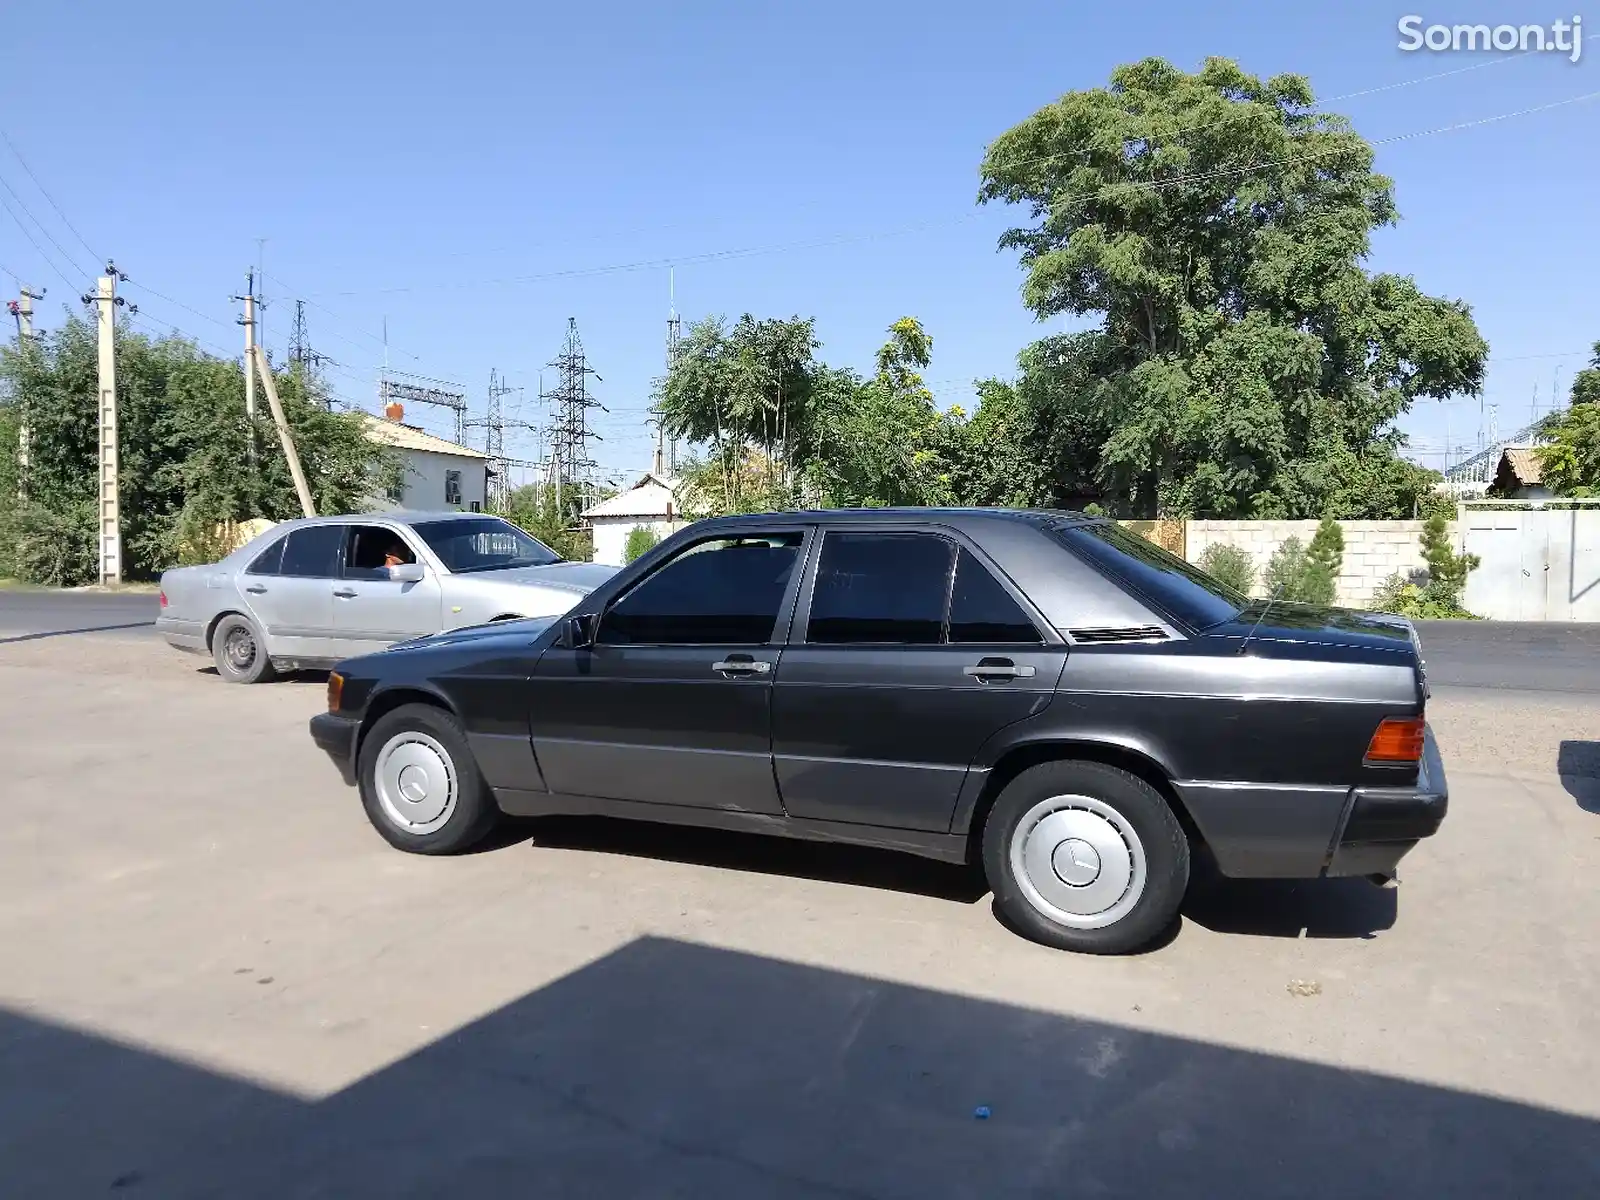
[379,370,469,445]
[542,317,605,514]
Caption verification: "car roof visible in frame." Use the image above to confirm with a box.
[265,511,505,531]
[691,506,1102,533]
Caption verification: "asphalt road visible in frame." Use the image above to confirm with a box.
[0,589,158,644]
[2,593,1596,693]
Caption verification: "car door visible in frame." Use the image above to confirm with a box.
[527,527,810,814]
[329,523,444,656]
[238,523,342,659]
[772,528,1068,832]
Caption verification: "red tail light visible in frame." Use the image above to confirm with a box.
[159,589,168,608]
[1366,717,1424,765]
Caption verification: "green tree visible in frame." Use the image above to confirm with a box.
[1535,342,1600,496]
[1196,542,1255,596]
[938,378,1044,507]
[1302,515,1345,605]
[1372,515,1480,618]
[624,525,661,563]
[1263,537,1310,601]
[501,483,593,562]
[980,57,1487,519]
[0,316,389,585]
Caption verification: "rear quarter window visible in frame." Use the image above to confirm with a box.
[1054,522,1245,631]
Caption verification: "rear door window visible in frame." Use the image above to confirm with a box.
[947,548,1042,644]
[278,525,346,579]
[245,536,286,576]
[806,533,955,644]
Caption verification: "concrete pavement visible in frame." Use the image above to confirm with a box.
[1,634,1597,1196]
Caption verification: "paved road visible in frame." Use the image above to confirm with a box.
[0,590,157,644]
[1,593,1597,692]
[2,629,1596,1196]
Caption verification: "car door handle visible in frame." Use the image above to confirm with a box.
[244,584,267,594]
[964,661,1035,680]
[712,658,771,675]
[333,589,358,599]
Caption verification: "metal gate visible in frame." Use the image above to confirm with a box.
[1461,503,1600,622]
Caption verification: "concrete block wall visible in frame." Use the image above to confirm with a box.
[1186,520,1454,608]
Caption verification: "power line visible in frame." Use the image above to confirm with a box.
[0,190,88,290]
[0,170,94,283]
[0,126,101,262]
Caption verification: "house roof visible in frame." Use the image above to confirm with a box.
[582,472,682,519]
[1500,446,1543,487]
[362,414,489,459]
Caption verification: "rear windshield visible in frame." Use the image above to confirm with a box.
[1054,521,1246,631]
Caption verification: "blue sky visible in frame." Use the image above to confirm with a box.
[2,0,1595,487]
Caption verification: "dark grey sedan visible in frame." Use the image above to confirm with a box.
[309,507,1447,954]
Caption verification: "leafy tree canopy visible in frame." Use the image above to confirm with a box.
[1536,341,1600,497]
[979,56,1486,519]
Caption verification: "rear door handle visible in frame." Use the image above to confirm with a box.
[333,589,358,599]
[712,658,771,675]
[244,585,267,595]
[964,661,1035,680]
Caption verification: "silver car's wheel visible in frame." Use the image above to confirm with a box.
[372,730,459,836]
[1007,793,1148,931]
[211,613,276,684]
[223,624,256,671]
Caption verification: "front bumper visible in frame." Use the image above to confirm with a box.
[1324,725,1449,880]
[309,712,360,786]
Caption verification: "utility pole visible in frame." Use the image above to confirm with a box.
[235,270,257,424]
[82,263,131,586]
[7,284,44,496]
[251,345,316,518]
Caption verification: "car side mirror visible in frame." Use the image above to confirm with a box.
[389,562,425,583]
[567,613,596,649]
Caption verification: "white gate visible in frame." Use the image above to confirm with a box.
[1461,503,1600,622]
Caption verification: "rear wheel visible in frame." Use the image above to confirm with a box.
[357,703,498,855]
[211,614,276,684]
[982,760,1189,954]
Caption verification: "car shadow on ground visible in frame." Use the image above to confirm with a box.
[4,936,1595,1197]
[193,667,329,686]
[511,814,990,903]
[0,621,153,645]
[1181,874,1397,940]
[1558,740,1600,814]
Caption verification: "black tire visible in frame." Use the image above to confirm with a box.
[211,613,277,684]
[357,703,499,855]
[981,760,1189,955]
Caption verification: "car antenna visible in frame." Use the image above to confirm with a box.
[1238,584,1284,656]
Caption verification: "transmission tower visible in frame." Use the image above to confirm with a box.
[542,317,605,515]
[287,300,332,406]
[464,368,536,512]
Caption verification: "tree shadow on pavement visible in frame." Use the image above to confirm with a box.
[513,815,988,903]
[1558,740,1600,814]
[4,936,1594,1198]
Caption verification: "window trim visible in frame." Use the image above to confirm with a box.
[591,526,815,649]
[792,524,1052,648]
[276,523,350,581]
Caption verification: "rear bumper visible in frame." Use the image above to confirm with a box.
[1324,725,1449,880]
[156,616,206,654]
[309,712,360,786]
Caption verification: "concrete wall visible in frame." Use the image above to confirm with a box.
[373,450,490,513]
[591,517,689,568]
[1185,520,1452,607]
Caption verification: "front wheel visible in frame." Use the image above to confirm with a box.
[357,704,499,855]
[981,760,1189,954]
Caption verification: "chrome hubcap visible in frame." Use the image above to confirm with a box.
[224,626,255,669]
[1009,794,1147,930]
[373,731,458,834]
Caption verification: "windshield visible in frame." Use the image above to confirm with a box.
[1054,521,1247,631]
[410,517,562,574]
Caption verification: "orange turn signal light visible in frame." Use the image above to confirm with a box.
[1366,716,1424,764]
[327,672,344,713]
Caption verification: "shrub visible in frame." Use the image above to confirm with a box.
[1303,516,1344,606]
[1197,542,1255,597]
[1371,514,1482,618]
[624,525,662,564]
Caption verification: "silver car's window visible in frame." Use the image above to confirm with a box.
[279,525,345,579]
[411,517,561,573]
[246,536,286,576]
[344,525,416,579]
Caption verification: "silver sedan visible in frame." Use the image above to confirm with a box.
[156,512,617,683]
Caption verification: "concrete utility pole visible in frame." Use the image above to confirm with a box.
[87,268,123,585]
[251,344,316,518]
[239,270,257,423]
[8,284,43,496]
